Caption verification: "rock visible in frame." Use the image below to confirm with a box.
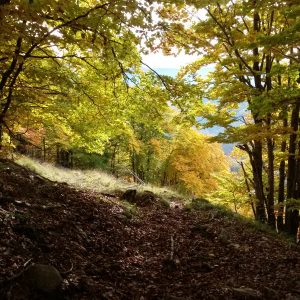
[232,287,262,299]
[121,189,137,202]
[191,224,214,239]
[200,262,214,272]
[162,258,178,272]
[262,287,280,299]
[230,243,241,250]
[285,293,300,300]
[23,264,63,293]
[13,224,40,241]
[122,190,156,206]
[219,228,231,244]
[135,191,156,206]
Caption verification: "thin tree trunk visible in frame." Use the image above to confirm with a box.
[277,117,288,231]
[265,50,276,227]
[111,144,117,174]
[131,151,136,181]
[251,5,266,222]
[43,138,46,162]
[297,140,300,199]
[285,103,300,235]
[0,123,3,149]
[252,140,267,222]
[240,161,256,218]
[276,58,286,229]
[266,133,276,227]
[238,142,266,222]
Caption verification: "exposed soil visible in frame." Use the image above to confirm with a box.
[0,159,300,299]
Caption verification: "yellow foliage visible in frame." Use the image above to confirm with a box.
[161,127,229,196]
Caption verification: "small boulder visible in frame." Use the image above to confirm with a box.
[135,191,156,206]
[218,228,232,244]
[262,287,280,299]
[121,189,137,203]
[23,264,63,293]
[232,287,262,299]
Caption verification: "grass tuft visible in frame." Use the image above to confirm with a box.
[16,156,182,202]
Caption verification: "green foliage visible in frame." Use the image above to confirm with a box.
[208,171,253,215]
[16,156,183,200]
[5,0,300,235]
[72,151,110,170]
[0,0,231,201]
[121,201,139,220]
[157,0,300,230]
[0,0,156,152]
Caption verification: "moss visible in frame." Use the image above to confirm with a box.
[121,201,138,220]
[185,198,215,211]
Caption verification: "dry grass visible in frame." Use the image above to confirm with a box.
[16,156,182,201]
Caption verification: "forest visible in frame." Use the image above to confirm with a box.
[1,0,299,233]
[0,0,300,298]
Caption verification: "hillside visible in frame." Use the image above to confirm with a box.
[0,159,300,300]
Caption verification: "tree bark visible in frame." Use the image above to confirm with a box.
[250,5,267,222]
[265,51,275,227]
[240,161,256,218]
[285,103,300,235]
[251,140,267,222]
[277,117,288,231]
[266,133,276,227]
[239,142,266,222]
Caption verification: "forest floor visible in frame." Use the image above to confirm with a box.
[0,159,300,300]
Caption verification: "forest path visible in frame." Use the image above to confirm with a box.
[0,159,300,299]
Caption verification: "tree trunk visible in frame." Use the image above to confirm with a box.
[252,140,267,222]
[277,117,288,231]
[264,50,276,227]
[0,0,11,5]
[239,142,266,222]
[250,6,266,222]
[131,151,136,179]
[0,123,3,149]
[240,161,256,218]
[110,144,117,174]
[266,134,276,228]
[285,103,300,235]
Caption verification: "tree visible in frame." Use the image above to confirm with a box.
[158,0,300,234]
[0,0,154,147]
[155,126,229,196]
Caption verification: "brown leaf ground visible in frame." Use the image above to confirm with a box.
[0,159,300,299]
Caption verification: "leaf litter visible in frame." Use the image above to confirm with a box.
[0,159,300,299]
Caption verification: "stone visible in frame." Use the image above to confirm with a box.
[219,228,231,244]
[232,287,262,299]
[285,293,300,300]
[121,189,137,202]
[23,264,63,293]
[135,191,156,206]
[262,287,280,299]
[230,243,241,250]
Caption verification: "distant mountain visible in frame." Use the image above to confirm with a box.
[222,143,235,155]
[153,68,235,156]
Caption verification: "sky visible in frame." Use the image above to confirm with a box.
[142,51,199,72]
[141,51,202,77]
[142,51,235,155]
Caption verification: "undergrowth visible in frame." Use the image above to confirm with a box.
[15,156,298,244]
[16,156,182,202]
[185,198,297,243]
[121,201,139,220]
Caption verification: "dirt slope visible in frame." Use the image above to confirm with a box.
[0,159,300,299]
